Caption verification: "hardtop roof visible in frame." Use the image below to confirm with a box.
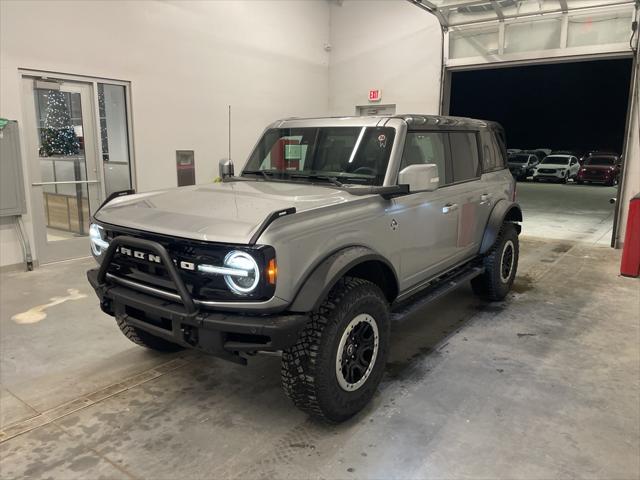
[270,114,498,131]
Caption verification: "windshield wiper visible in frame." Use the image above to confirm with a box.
[242,170,274,181]
[289,173,344,188]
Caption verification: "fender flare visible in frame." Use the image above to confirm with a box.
[479,200,523,254]
[288,246,399,313]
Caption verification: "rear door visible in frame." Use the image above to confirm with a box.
[445,131,484,260]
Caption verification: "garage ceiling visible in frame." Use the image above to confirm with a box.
[409,0,637,27]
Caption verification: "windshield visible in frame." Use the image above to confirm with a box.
[541,156,570,165]
[242,126,396,186]
[508,155,529,164]
[585,157,615,166]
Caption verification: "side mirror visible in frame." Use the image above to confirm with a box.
[398,164,439,192]
[219,158,234,179]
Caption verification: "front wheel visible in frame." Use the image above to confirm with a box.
[281,277,390,423]
[471,223,519,301]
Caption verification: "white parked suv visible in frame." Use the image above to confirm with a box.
[532,154,580,183]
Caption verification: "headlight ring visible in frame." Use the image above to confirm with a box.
[89,223,109,256]
[222,251,260,295]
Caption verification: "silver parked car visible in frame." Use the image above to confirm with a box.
[87,115,522,422]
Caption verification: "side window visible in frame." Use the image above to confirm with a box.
[449,132,480,183]
[480,130,506,173]
[401,131,449,186]
[491,131,506,169]
[480,130,496,172]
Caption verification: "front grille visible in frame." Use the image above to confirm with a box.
[101,227,269,302]
[538,168,557,174]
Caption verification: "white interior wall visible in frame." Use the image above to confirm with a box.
[0,0,331,267]
[617,57,640,246]
[328,0,442,115]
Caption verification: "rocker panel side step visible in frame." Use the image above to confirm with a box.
[391,266,484,320]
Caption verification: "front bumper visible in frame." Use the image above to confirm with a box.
[533,171,564,181]
[88,269,308,362]
[87,235,308,363]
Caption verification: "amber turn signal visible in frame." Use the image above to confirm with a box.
[267,258,277,285]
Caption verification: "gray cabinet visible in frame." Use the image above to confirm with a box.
[0,121,27,217]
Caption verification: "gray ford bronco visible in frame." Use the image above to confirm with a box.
[87,115,522,422]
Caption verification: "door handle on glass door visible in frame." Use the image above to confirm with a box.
[442,203,458,214]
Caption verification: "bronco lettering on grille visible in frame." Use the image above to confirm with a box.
[116,246,196,271]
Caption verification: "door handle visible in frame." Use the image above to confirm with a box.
[442,203,458,214]
[480,193,492,205]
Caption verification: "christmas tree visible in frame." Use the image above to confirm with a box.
[40,90,80,156]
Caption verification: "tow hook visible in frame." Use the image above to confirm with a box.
[181,324,199,346]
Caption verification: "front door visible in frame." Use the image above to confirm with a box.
[23,78,103,264]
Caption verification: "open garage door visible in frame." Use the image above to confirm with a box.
[409,0,639,248]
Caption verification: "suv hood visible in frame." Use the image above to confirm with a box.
[95,180,365,244]
[538,163,569,168]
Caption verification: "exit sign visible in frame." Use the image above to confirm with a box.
[368,89,381,102]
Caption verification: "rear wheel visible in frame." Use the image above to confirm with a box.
[116,315,183,352]
[281,277,390,423]
[472,223,519,301]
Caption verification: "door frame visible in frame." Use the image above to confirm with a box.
[19,69,137,201]
[441,53,636,248]
[19,70,136,264]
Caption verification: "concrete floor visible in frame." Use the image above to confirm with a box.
[517,181,618,245]
[1,183,638,479]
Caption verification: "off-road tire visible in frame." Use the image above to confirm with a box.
[116,315,183,352]
[471,223,519,301]
[281,277,390,423]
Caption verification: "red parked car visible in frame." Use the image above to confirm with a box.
[576,155,621,186]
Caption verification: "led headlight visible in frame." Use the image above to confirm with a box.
[89,223,109,256]
[222,251,260,295]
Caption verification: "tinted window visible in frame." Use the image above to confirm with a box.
[480,130,505,172]
[509,154,529,163]
[401,131,449,186]
[244,126,395,186]
[585,156,615,166]
[541,156,570,165]
[449,132,480,182]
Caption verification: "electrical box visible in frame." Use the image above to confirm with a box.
[176,150,195,187]
[0,121,27,217]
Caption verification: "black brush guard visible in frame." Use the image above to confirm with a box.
[87,236,308,364]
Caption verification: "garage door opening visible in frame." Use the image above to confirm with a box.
[448,57,633,246]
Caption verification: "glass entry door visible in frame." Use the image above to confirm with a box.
[23,78,102,264]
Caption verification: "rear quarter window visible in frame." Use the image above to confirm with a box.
[480,129,506,173]
[449,132,480,183]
